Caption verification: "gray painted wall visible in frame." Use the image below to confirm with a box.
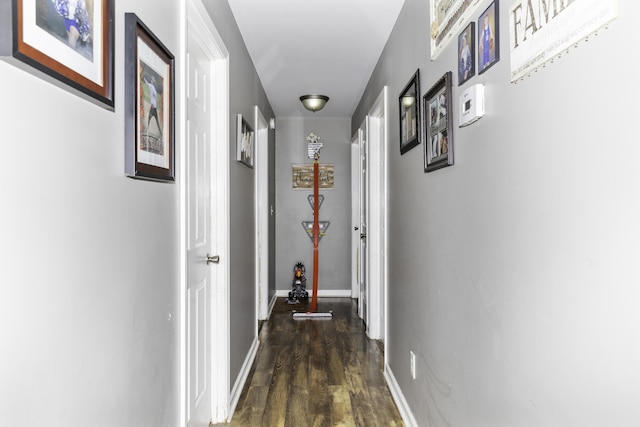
[275,117,351,294]
[354,0,640,425]
[201,0,276,390]
[0,0,274,424]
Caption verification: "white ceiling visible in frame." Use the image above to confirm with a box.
[227,0,406,118]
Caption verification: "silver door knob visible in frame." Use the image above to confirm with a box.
[206,254,220,264]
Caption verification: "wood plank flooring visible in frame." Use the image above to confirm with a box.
[212,298,404,427]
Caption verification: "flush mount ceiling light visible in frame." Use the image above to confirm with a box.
[300,95,329,113]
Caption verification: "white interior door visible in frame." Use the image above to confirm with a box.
[363,87,388,341]
[369,87,388,343]
[255,107,269,322]
[186,28,213,426]
[185,1,230,424]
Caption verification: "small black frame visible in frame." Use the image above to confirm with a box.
[458,22,476,86]
[478,0,500,74]
[398,69,421,155]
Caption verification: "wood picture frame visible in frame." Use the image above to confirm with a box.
[399,69,421,155]
[478,0,500,74]
[423,71,454,172]
[0,0,115,109]
[124,13,175,182]
[236,114,254,168]
[458,22,476,86]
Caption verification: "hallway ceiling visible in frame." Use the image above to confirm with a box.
[227,0,406,118]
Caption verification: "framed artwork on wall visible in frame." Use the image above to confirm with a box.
[292,163,334,189]
[399,69,421,155]
[0,0,115,109]
[429,0,483,60]
[236,114,255,168]
[458,22,476,86]
[124,13,175,182]
[478,0,500,74]
[423,71,454,172]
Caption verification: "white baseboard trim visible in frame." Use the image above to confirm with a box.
[227,336,259,420]
[267,294,277,318]
[384,364,418,427]
[275,289,353,298]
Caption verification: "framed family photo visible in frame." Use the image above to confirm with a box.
[423,71,454,172]
[458,22,475,86]
[478,0,500,74]
[0,0,115,109]
[399,69,421,155]
[124,13,175,182]
[236,114,255,168]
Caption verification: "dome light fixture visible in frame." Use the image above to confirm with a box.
[300,94,329,113]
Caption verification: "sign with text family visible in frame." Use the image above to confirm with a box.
[509,0,618,82]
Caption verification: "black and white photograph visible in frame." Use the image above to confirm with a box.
[237,114,255,168]
[423,71,454,172]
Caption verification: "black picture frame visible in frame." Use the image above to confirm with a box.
[0,0,115,109]
[478,0,500,74]
[423,71,454,172]
[236,114,255,168]
[458,22,476,86]
[124,13,175,182]
[398,69,421,155]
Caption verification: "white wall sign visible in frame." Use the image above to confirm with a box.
[509,0,619,82]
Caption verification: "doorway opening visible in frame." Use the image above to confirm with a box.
[352,87,388,342]
[182,0,230,425]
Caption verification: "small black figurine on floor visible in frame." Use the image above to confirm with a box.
[287,262,308,304]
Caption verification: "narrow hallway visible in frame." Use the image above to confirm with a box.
[213,298,403,426]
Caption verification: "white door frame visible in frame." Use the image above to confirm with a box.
[254,106,269,322]
[358,116,369,322]
[181,0,230,424]
[350,129,362,300]
[365,87,388,341]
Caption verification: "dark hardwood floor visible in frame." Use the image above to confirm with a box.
[212,297,404,427]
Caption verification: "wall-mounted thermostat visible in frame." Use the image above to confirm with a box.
[459,84,485,127]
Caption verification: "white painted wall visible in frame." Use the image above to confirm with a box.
[0,2,181,426]
[354,0,640,425]
[275,117,352,294]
